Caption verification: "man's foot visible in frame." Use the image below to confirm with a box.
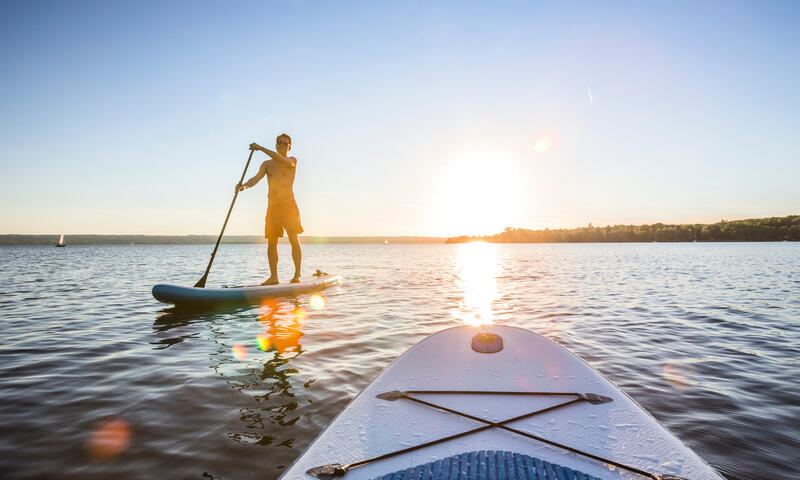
[290,275,301,283]
[261,277,279,286]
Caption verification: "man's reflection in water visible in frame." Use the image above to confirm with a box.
[257,298,306,355]
[152,299,315,452]
[232,298,311,448]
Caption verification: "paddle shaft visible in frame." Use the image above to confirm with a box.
[195,149,256,288]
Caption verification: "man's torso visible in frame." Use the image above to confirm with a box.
[265,159,296,206]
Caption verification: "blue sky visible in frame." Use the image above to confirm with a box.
[1,1,798,236]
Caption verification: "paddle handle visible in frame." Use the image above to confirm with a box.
[195,148,256,287]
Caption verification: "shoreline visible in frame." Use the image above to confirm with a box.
[0,236,797,246]
[3,216,797,245]
[446,215,799,243]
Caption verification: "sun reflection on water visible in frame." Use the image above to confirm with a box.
[453,242,498,326]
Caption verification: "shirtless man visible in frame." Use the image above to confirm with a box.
[236,133,303,284]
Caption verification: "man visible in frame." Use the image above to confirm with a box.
[236,133,303,284]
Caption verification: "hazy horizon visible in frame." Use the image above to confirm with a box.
[2,212,798,238]
[2,213,795,239]
[2,1,798,236]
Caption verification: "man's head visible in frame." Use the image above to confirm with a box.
[276,133,292,156]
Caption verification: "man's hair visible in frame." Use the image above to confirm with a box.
[276,133,292,144]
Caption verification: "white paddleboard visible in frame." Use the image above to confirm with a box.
[281,325,723,480]
[152,274,341,307]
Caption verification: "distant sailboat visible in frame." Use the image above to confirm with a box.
[56,229,65,247]
[384,238,389,245]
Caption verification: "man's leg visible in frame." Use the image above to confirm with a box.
[263,236,279,285]
[288,233,302,282]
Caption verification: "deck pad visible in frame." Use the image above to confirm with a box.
[371,451,603,480]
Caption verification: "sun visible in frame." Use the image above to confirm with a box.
[433,153,522,236]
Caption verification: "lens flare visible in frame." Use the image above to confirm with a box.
[534,136,552,153]
[662,363,697,391]
[87,418,131,461]
[309,294,326,310]
[232,344,248,360]
[256,334,271,351]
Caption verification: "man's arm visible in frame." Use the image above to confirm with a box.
[250,143,297,167]
[237,161,268,191]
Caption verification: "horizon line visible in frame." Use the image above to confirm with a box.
[2,213,797,238]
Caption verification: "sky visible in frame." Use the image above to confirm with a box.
[1,1,798,237]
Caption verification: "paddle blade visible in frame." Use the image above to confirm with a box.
[375,390,405,401]
[194,274,208,288]
[306,464,347,479]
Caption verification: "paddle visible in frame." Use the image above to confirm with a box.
[194,148,256,288]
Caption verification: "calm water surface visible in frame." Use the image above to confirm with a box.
[1,243,798,479]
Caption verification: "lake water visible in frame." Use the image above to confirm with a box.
[0,243,798,479]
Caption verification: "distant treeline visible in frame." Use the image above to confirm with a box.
[0,235,444,246]
[445,215,800,243]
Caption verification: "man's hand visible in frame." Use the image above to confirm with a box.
[250,142,296,167]
[235,183,245,193]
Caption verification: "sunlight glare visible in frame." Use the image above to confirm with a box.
[434,153,522,236]
[453,242,498,326]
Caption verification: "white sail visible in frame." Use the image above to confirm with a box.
[59,232,64,244]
